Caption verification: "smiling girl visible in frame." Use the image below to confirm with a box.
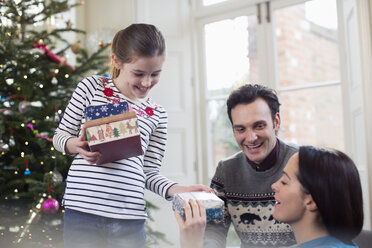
[53,23,210,248]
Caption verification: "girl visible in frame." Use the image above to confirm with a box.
[53,23,210,248]
[176,146,364,248]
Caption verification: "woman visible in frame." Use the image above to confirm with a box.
[271,146,363,247]
[176,146,364,248]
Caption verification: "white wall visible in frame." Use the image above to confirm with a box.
[75,0,135,52]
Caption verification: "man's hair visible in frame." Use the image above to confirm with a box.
[226,84,280,123]
[110,23,166,79]
[297,146,364,244]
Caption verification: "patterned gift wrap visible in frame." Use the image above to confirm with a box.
[84,111,142,164]
[85,102,129,121]
[172,192,224,220]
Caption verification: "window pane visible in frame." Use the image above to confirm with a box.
[207,99,239,174]
[275,0,340,87]
[203,0,228,6]
[204,15,258,97]
[280,85,344,151]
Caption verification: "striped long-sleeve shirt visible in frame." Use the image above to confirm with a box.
[53,75,177,219]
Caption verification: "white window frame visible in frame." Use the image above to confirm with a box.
[192,0,371,228]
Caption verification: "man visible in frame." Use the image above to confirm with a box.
[204,84,297,247]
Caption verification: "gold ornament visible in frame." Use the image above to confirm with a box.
[71,42,80,54]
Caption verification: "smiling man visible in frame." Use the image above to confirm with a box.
[204,84,298,248]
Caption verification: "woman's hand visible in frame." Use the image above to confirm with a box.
[174,199,206,248]
[166,184,217,198]
[65,127,101,164]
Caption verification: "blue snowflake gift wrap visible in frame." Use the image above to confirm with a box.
[172,192,224,220]
[85,102,129,121]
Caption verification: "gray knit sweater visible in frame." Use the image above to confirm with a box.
[204,138,298,248]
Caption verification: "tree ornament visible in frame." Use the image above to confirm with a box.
[9,128,15,146]
[45,169,63,185]
[51,77,58,85]
[54,112,60,122]
[18,100,30,113]
[24,168,31,176]
[34,41,75,71]
[22,160,31,176]
[0,139,9,152]
[44,167,63,186]
[71,42,80,54]
[6,78,14,85]
[41,196,59,214]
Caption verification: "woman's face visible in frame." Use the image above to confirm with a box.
[116,55,165,100]
[271,153,308,225]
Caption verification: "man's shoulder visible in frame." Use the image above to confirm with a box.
[219,151,246,166]
[278,138,299,154]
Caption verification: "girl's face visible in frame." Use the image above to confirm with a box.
[271,153,308,225]
[116,55,165,100]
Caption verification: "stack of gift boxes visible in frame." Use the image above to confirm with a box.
[84,102,143,164]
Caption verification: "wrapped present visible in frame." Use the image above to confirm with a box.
[84,111,143,165]
[172,192,224,220]
[85,102,129,121]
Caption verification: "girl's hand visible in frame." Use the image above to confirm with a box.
[174,199,206,248]
[65,127,101,164]
[167,184,217,197]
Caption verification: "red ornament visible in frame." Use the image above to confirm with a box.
[145,107,154,116]
[104,88,114,97]
[34,41,75,71]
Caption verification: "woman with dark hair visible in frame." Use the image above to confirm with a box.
[176,146,364,248]
[271,146,363,247]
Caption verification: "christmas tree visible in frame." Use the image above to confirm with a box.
[0,0,109,247]
[0,1,170,247]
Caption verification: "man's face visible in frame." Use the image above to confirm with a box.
[231,98,280,164]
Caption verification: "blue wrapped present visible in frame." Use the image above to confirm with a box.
[172,192,224,220]
[85,102,129,121]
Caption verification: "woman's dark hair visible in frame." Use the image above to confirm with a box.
[110,23,166,78]
[226,84,280,124]
[297,146,363,244]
